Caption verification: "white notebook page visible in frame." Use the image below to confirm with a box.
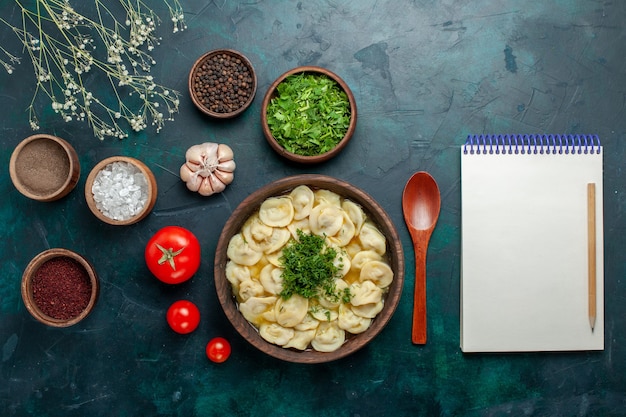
[460,144,604,352]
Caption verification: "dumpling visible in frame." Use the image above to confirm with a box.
[360,260,394,288]
[239,296,277,326]
[350,280,383,306]
[287,218,311,240]
[311,322,345,352]
[259,323,294,346]
[259,196,294,227]
[229,187,395,354]
[318,278,349,309]
[283,329,316,350]
[338,303,372,334]
[225,261,250,287]
[358,222,387,256]
[241,214,273,252]
[260,227,292,254]
[344,241,364,259]
[227,233,263,266]
[241,215,290,254]
[275,294,309,327]
[261,307,277,323]
[309,304,339,322]
[259,264,284,295]
[351,300,384,318]
[328,212,356,247]
[290,185,315,220]
[238,279,265,301]
[294,314,320,331]
[342,200,366,233]
[265,250,283,267]
[314,189,341,207]
[350,250,383,271]
[309,203,344,237]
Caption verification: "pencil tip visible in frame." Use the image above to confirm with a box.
[589,316,596,332]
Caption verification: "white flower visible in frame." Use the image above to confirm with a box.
[4,0,185,140]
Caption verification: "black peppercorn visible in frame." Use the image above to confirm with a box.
[192,52,255,115]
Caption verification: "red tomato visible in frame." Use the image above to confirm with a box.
[166,300,200,334]
[145,226,201,284]
[206,337,231,363]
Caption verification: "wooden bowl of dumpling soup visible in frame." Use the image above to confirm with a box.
[214,174,404,363]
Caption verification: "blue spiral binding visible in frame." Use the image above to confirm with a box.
[462,134,601,155]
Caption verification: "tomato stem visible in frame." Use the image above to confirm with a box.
[156,243,184,270]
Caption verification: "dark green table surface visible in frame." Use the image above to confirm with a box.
[1,1,625,416]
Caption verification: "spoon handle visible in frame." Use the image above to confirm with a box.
[412,237,428,344]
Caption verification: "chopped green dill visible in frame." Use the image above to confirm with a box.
[279,229,344,300]
[340,287,352,304]
[266,72,351,156]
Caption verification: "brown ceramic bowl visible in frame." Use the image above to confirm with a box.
[214,174,404,363]
[188,49,257,118]
[261,66,357,164]
[84,156,157,226]
[9,134,80,202]
[21,248,99,327]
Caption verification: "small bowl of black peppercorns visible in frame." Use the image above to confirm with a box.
[189,49,257,118]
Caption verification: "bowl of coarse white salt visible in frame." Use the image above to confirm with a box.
[84,156,157,225]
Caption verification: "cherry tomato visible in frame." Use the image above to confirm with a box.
[145,226,201,284]
[206,337,231,363]
[166,300,200,334]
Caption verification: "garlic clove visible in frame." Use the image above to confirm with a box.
[187,182,201,193]
[198,177,215,196]
[180,165,195,185]
[217,144,234,161]
[217,159,236,173]
[209,175,227,194]
[183,173,201,192]
[215,170,234,186]
[185,160,203,171]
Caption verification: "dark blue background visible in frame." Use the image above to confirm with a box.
[1,1,624,416]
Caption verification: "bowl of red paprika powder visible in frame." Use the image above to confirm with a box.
[188,49,257,118]
[21,248,99,327]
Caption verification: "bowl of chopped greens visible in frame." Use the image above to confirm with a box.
[261,67,357,164]
[214,174,404,363]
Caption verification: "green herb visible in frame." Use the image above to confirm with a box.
[339,287,352,304]
[266,73,351,156]
[279,229,343,300]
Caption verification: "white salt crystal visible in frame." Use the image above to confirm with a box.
[91,161,149,221]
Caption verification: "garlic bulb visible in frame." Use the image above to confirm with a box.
[180,142,236,196]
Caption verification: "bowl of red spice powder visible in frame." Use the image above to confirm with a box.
[21,248,99,327]
[188,49,257,118]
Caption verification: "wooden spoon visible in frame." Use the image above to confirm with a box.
[402,171,441,344]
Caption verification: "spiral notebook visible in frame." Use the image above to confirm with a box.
[460,134,604,353]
